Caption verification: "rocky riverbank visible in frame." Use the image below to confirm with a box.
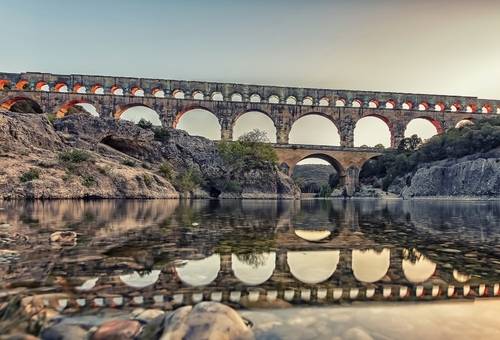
[388,149,500,199]
[0,111,299,200]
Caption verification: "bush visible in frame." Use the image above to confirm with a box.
[137,118,153,130]
[58,149,94,163]
[46,114,56,124]
[153,126,170,142]
[99,165,113,174]
[143,173,153,188]
[82,175,95,187]
[62,169,74,181]
[141,162,150,169]
[19,168,40,182]
[176,168,204,193]
[122,158,136,167]
[159,162,173,179]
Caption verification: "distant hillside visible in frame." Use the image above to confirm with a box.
[291,164,337,193]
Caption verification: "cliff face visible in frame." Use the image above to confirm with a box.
[388,150,500,199]
[0,111,299,199]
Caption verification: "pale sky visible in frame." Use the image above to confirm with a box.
[2,0,499,163]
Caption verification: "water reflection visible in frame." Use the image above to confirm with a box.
[119,270,161,288]
[233,252,276,285]
[403,249,437,283]
[288,251,339,284]
[175,255,220,286]
[352,248,390,283]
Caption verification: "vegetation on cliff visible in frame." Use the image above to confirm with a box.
[361,116,500,190]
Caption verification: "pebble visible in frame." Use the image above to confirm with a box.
[134,308,164,322]
[40,324,89,340]
[91,320,142,340]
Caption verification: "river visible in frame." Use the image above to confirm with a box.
[1,199,500,339]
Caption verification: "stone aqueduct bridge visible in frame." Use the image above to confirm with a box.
[0,72,496,191]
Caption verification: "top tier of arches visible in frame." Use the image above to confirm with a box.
[1,72,499,114]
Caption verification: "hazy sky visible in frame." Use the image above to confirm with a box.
[2,0,499,162]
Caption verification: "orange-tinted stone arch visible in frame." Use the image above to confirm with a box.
[114,103,156,120]
[1,96,42,112]
[174,105,217,128]
[16,80,30,90]
[0,80,12,90]
[57,100,91,118]
[415,116,443,134]
[36,81,49,91]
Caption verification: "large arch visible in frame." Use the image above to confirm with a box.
[1,96,43,113]
[290,153,345,177]
[354,115,393,147]
[288,250,339,284]
[57,100,95,118]
[115,103,161,125]
[175,254,220,286]
[352,248,390,283]
[233,110,276,142]
[289,113,340,146]
[406,116,443,137]
[175,106,221,140]
[232,252,276,285]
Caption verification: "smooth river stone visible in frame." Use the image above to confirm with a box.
[91,320,142,340]
[141,301,254,340]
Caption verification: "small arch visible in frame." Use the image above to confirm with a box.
[402,249,437,283]
[192,91,204,100]
[335,99,346,107]
[351,99,362,108]
[91,85,104,94]
[111,86,123,95]
[466,105,476,113]
[368,100,378,108]
[418,102,429,111]
[176,254,220,286]
[211,92,223,101]
[172,89,185,99]
[16,80,30,91]
[288,251,339,284]
[0,80,12,90]
[54,83,68,92]
[319,98,329,106]
[385,100,396,109]
[232,252,276,285]
[250,94,261,103]
[482,105,492,114]
[352,248,390,283]
[286,96,297,105]
[402,101,413,110]
[302,97,313,106]
[57,100,94,118]
[450,103,461,112]
[37,82,50,92]
[268,95,279,104]
[231,93,243,102]
[2,97,43,113]
[119,270,160,288]
[435,103,445,111]
[149,88,163,97]
[73,84,86,93]
[132,87,144,96]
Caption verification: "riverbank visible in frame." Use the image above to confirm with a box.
[0,111,299,200]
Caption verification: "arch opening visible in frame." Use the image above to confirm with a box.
[351,99,362,108]
[289,114,340,146]
[406,117,442,139]
[368,100,378,108]
[212,92,223,101]
[455,119,474,129]
[466,105,476,113]
[418,102,429,111]
[354,115,392,148]
[176,107,221,140]
[268,95,279,104]
[482,105,492,114]
[192,91,204,100]
[91,85,104,95]
[74,84,86,93]
[233,110,276,142]
[54,83,68,92]
[57,100,98,118]
[286,96,297,105]
[111,86,123,96]
[335,99,346,107]
[2,97,42,113]
[115,104,161,125]
[176,254,220,286]
[435,103,445,111]
[37,81,50,91]
[288,251,339,284]
[152,88,165,98]
[386,101,396,109]
[0,80,12,90]
[302,97,313,106]
[250,94,261,103]
[402,101,413,110]
[352,248,390,283]
[231,93,242,102]
[16,80,30,91]
[402,249,437,283]
[173,89,185,99]
[319,98,329,107]
[292,158,339,194]
[450,104,461,112]
[132,87,144,97]
[232,252,276,285]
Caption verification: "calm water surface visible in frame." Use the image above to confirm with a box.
[2,199,500,339]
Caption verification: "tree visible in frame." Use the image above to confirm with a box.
[398,134,422,151]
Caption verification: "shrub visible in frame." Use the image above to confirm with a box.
[141,162,151,169]
[137,118,153,130]
[122,158,136,167]
[82,175,95,187]
[143,173,153,188]
[58,149,94,163]
[19,168,40,182]
[153,126,170,142]
[176,168,203,193]
[46,114,56,124]
[99,165,113,174]
[159,162,173,179]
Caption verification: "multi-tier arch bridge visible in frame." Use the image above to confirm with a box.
[0,72,496,193]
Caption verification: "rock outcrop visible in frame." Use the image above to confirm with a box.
[388,149,500,199]
[0,111,299,199]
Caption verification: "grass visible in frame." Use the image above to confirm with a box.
[58,149,94,163]
[159,162,173,179]
[122,158,136,167]
[19,168,40,182]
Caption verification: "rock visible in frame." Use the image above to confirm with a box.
[134,309,165,322]
[5,335,40,340]
[49,231,77,244]
[40,324,89,340]
[91,320,142,340]
[238,295,293,309]
[141,301,254,340]
[342,327,374,340]
[287,316,316,327]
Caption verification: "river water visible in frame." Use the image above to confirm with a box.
[2,199,500,339]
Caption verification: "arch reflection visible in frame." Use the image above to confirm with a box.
[119,270,160,288]
[288,251,339,284]
[294,230,331,241]
[176,254,220,286]
[402,249,437,282]
[352,248,390,283]
[232,252,276,285]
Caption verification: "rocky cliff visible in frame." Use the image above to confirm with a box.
[0,111,299,199]
[388,149,500,199]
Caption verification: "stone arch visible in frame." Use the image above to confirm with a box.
[172,89,185,99]
[288,251,340,284]
[482,105,492,114]
[73,84,86,93]
[286,96,297,105]
[450,103,461,112]
[16,80,30,91]
[352,248,390,283]
[0,80,12,90]
[233,109,276,128]
[351,99,362,108]
[1,96,42,113]
[250,94,261,103]
[232,252,276,285]
[418,102,429,111]
[233,109,277,142]
[302,96,313,106]
[335,98,346,107]
[411,116,443,134]
[111,85,123,95]
[290,112,340,146]
[290,153,345,178]
[175,106,221,139]
[231,93,243,102]
[368,99,379,108]
[57,100,93,118]
[268,95,279,104]
[54,83,68,92]
[402,249,437,283]
[212,92,223,101]
[131,87,144,96]
[192,90,204,100]
[114,103,157,120]
[354,114,393,147]
[319,98,329,106]
[385,100,396,109]
[466,105,476,113]
[152,88,165,98]
[291,111,339,131]
[435,103,445,111]
[402,101,413,110]
[176,254,220,286]
[91,84,104,94]
[36,81,50,91]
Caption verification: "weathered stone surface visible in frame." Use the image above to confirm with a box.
[91,320,142,340]
[389,150,500,199]
[40,323,89,340]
